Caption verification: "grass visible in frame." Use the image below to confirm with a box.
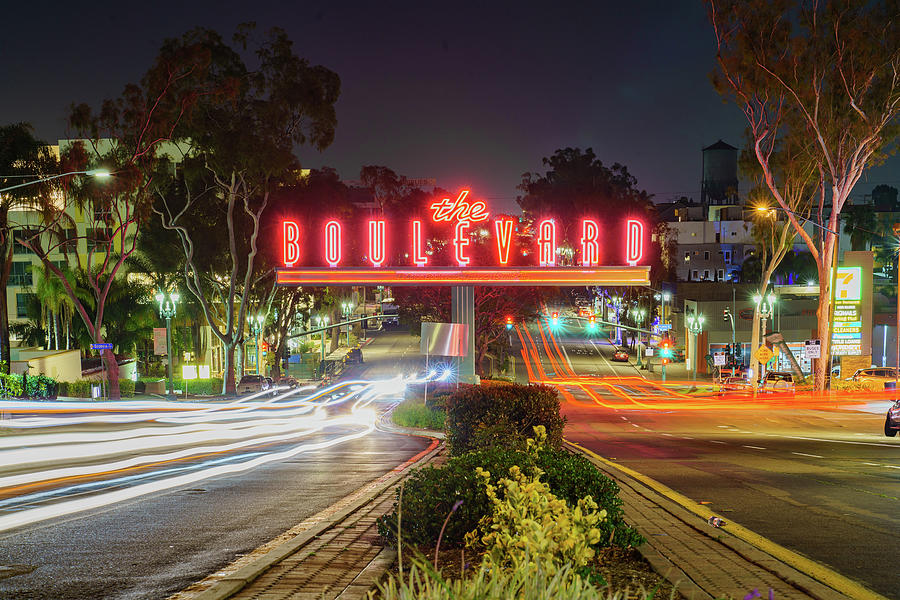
[393,399,445,430]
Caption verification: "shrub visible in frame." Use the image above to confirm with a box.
[59,380,93,398]
[0,373,23,397]
[466,462,604,575]
[376,556,616,600]
[393,400,445,430]
[378,434,641,549]
[445,383,566,455]
[119,379,135,397]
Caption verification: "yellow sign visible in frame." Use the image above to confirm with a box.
[755,345,774,364]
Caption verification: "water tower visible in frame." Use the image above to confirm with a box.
[701,140,738,206]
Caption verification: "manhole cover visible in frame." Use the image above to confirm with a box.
[0,565,37,580]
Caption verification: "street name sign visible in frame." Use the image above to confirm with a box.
[90,343,113,350]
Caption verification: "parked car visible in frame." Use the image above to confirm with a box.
[344,347,364,364]
[763,371,794,391]
[611,348,629,362]
[850,367,899,389]
[277,375,299,388]
[237,374,270,395]
[885,400,900,437]
[720,376,753,393]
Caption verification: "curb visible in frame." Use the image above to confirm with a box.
[186,436,442,600]
[565,440,889,600]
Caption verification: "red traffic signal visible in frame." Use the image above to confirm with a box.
[551,312,559,326]
[505,315,513,330]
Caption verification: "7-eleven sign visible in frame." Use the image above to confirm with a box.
[835,266,862,301]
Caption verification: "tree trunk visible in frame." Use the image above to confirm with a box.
[222,342,236,395]
[103,347,121,400]
[236,339,245,379]
[814,252,834,392]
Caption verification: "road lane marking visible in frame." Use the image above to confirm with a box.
[709,440,727,444]
[766,434,900,449]
[661,433,674,437]
[792,452,824,458]
[631,423,640,428]
[565,440,892,600]
[680,436,694,439]
[742,445,766,450]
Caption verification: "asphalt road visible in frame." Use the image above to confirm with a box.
[521,324,900,598]
[0,330,429,600]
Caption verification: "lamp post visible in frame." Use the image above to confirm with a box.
[686,313,704,381]
[893,223,900,389]
[634,308,646,368]
[155,290,180,401]
[249,314,264,375]
[316,315,330,369]
[0,168,111,194]
[753,291,776,389]
[341,301,355,346]
[654,291,672,327]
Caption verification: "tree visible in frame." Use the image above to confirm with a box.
[841,200,879,251]
[517,148,665,270]
[0,123,55,372]
[709,0,900,390]
[155,26,340,394]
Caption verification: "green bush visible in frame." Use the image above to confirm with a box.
[392,400,445,430]
[59,380,93,398]
[0,373,23,397]
[445,383,566,455]
[378,444,641,550]
[376,556,615,600]
[119,378,135,397]
[138,377,224,396]
[466,431,606,575]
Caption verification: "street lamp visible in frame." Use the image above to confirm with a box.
[155,290,180,400]
[249,314,264,375]
[341,301,355,346]
[753,291,776,388]
[0,169,111,193]
[633,308,647,368]
[686,313,704,381]
[316,315,330,372]
[654,291,672,326]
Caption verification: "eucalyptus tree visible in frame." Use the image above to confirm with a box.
[154,26,340,394]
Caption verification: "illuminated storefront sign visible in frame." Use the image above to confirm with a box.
[280,190,646,270]
[832,266,863,356]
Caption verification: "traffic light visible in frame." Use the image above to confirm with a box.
[587,314,597,331]
[551,312,559,327]
[505,315,513,330]
[723,308,730,321]
[659,337,672,365]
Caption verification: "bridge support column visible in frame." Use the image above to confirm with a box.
[451,285,478,384]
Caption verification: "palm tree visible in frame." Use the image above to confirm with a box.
[32,263,78,350]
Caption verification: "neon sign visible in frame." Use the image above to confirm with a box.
[283,191,646,270]
[429,190,489,223]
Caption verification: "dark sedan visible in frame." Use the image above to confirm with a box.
[885,400,900,437]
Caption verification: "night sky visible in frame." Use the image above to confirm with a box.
[2,0,896,212]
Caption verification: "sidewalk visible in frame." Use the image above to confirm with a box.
[169,423,885,600]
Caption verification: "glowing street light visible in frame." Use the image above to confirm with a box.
[0,168,111,193]
[249,314,264,375]
[753,292,776,389]
[686,313,704,381]
[155,290,180,400]
[316,315,330,372]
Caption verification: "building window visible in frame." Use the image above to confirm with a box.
[715,233,720,243]
[93,202,112,223]
[59,228,78,253]
[717,269,725,280]
[704,251,710,260]
[692,270,699,280]
[684,252,690,262]
[704,269,711,280]
[16,293,34,319]
[13,229,37,254]
[87,228,112,252]
[724,251,731,263]
[8,261,32,287]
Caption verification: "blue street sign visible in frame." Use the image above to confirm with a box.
[657,324,672,331]
[90,343,113,350]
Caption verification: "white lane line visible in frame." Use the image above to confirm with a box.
[710,440,727,444]
[742,445,766,450]
[681,436,694,439]
[716,425,730,428]
[631,423,640,428]
[620,416,628,421]
[792,452,824,458]
[661,433,674,437]
[763,433,900,449]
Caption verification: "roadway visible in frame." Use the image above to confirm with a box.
[515,320,900,598]
[0,330,429,600]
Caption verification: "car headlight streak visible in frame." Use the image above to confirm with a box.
[0,376,413,534]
